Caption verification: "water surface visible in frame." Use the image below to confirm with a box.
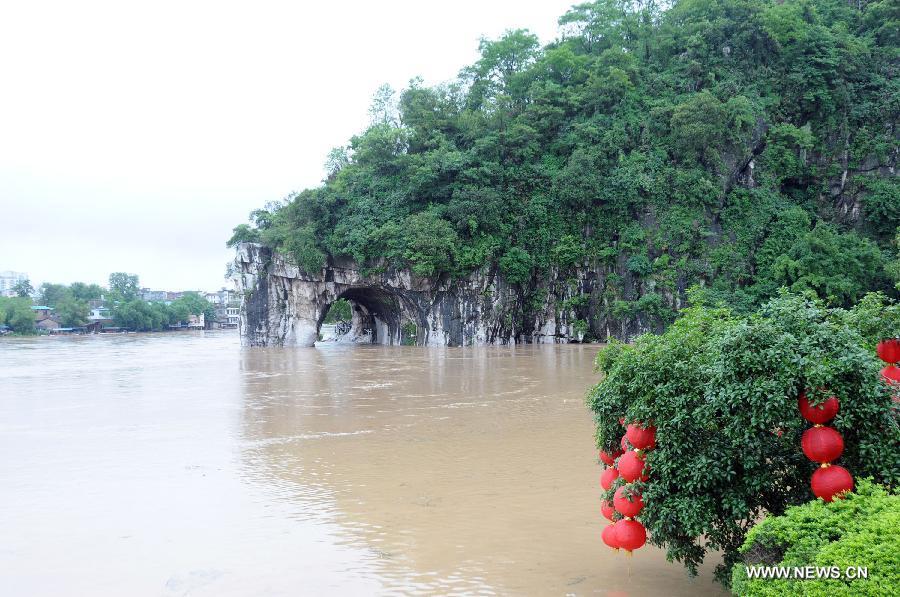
[0,332,725,595]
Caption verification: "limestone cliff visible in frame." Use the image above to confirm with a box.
[233,242,668,347]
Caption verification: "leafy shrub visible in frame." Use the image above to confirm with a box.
[279,224,326,275]
[226,223,261,247]
[499,247,533,286]
[0,297,36,334]
[323,298,351,324]
[626,254,652,276]
[732,480,900,596]
[551,234,585,270]
[587,292,900,586]
[400,212,458,277]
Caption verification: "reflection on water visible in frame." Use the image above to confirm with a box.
[0,333,725,596]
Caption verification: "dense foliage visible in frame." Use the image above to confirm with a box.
[587,292,899,585]
[230,0,899,335]
[38,281,103,327]
[0,296,37,333]
[322,298,352,324]
[11,279,34,298]
[732,480,899,595]
[111,291,215,332]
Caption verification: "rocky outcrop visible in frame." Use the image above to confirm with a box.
[233,242,653,347]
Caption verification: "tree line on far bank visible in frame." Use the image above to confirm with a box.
[0,272,216,334]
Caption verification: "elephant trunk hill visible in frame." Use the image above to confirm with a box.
[230,0,899,346]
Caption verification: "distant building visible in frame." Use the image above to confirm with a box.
[140,288,169,302]
[187,313,205,329]
[204,288,234,306]
[31,305,53,318]
[226,305,240,327]
[36,318,60,331]
[0,271,29,297]
[32,305,60,331]
[86,307,114,333]
[206,289,238,328]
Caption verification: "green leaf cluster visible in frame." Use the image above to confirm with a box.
[732,480,900,596]
[0,297,37,334]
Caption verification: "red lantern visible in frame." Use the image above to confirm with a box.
[801,426,844,463]
[811,465,853,502]
[600,466,619,490]
[877,338,900,364]
[882,365,900,386]
[601,523,620,550]
[600,449,623,466]
[601,499,616,522]
[613,486,644,518]
[798,392,839,424]
[625,423,657,450]
[614,519,647,552]
[620,435,629,451]
[618,450,647,483]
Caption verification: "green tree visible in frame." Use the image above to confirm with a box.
[400,212,459,277]
[69,282,103,302]
[323,298,352,324]
[169,292,215,323]
[588,293,899,586]
[498,247,533,286]
[0,296,36,333]
[12,279,33,298]
[771,223,886,307]
[38,283,72,307]
[463,29,540,109]
[886,228,900,291]
[55,297,90,327]
[226,224,261,247]
[112,299,156,331]
[108,273,139,302]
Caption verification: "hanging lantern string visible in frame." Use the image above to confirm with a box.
[798,389,853,502]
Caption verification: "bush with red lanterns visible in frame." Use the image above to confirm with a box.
[589,293,900,587]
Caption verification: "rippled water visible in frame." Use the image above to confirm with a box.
[0,332,725,596]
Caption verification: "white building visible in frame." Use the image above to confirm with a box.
[0,271,29,297]
[204,288,234,306]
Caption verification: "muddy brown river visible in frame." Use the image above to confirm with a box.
[0,332,726,596]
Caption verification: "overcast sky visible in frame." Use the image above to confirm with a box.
[0,0,575,291]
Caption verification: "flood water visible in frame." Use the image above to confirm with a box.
[0,332,726,596]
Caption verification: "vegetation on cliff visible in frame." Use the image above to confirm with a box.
[588,291,900,585]
[230,0,898,336]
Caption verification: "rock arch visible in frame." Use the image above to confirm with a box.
[233,243,585,347]
[317,286,422,345]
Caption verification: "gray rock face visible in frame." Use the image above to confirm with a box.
[233,243,636,347]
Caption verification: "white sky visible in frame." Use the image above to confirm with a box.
[0,0,575,291]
